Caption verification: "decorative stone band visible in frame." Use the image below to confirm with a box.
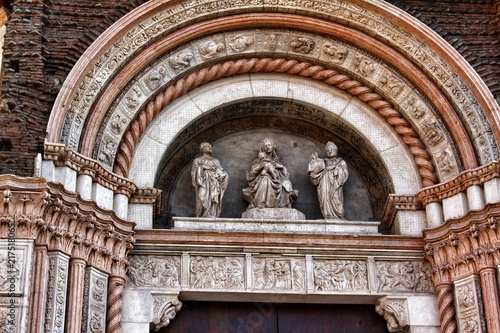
[0,174,135,275]
[417,161,500,205]
[44,143,137,197]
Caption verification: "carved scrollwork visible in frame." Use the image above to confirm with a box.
[377,261,432,293]
[313,259,367,292]
[151,296,182,331]
[375,297,408,333]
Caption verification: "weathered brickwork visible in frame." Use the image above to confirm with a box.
[0,0,498,176]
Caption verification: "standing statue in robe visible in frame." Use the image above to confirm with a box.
[242,138,298,209]
[308,141,349,219]
[191,142,228,217]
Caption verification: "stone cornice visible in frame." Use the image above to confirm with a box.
[382,194,422,227]
[0,175,135,276]
[44,142,137,197]
[423,201,500,283]
[134,229,424,253]
[417,161,500,205]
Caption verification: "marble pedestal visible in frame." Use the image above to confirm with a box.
[173,217,380,234]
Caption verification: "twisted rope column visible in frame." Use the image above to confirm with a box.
[106,276,125,333]
[434,282,457,333]
[114,58,436,186]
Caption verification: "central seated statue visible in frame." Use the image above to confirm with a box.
[242,138,303,220]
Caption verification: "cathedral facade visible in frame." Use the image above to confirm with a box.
[0,0,500,332]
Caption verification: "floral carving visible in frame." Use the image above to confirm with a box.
[91,278,106,303]
[377,261,432,293]
[127,256,180,288]
[313,260,367,291]
[190,256,244,289]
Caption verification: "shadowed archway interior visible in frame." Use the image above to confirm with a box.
[154,98,394,229]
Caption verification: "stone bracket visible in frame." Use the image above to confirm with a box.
[151,294,182,332]
[375,296,408,333]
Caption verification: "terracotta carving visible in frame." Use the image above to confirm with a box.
[191,142,228,218]
[242,138,298,209]
[308,141,349,220]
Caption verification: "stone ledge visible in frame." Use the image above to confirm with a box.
[173,216,380,234]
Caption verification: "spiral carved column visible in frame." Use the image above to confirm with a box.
[107,276,125,333]
[434,283,457,333]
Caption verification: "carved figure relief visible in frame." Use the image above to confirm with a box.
[308,141,349,220]
[313,260,367,292]
[97,138,117,166]
[290,37,315,54]
[169,51,194,70]
[436,149,456,176]
[423,121,445,146]
[322,44,348,63]
[380,75,404,98]
[191,142,228,218]
[242,138,298,210]
[353,55,376,78]
[253,258,294,290]
[110,114,127,135]
[406,97,426,119]
[229,35,254,52]
[190,256,244,289]
[199,40,225,59]
[376,261,432,293]
[145,66,167,90]
[127,256,180,288]
[123,86,142,110]
[263,34,279,51]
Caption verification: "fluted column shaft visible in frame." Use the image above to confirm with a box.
[479,266,500,333]
[27,245,47,333]
[65,257,87,333]
[434,282,457,333]
[107,276,125,333]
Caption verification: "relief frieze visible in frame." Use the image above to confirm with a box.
[190,256,245,289]
[253,258,305,291]
[313,259,368,292]
[376,260,433,293]
[127,255,181,288]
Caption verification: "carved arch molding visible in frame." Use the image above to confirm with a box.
[46,1,500,191]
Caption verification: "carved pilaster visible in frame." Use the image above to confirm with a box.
[43,252,70,333]
[82,267,108,333]
[151,295,182,331]
[478,267,500,332]
[27,245,47,333]
[454,275,486,333]
[375,297,408,333]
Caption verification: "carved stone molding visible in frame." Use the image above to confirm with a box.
[382,194,422,227]
[43,252,70,333]
[44,143,137,197]
[418,161,500,205]
[375,297,409,333]
[82,267,108,333]
[0,175,135,276]
[151,295,182,332]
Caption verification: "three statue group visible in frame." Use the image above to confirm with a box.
[191,138,349,220]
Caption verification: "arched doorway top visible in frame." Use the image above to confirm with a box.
[46,0,500,182]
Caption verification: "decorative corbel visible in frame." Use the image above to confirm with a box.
[375,297,408,333]
[151,295,183,331]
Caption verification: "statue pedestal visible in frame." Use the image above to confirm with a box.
[241,208,305,220]
[173,217,380,234]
